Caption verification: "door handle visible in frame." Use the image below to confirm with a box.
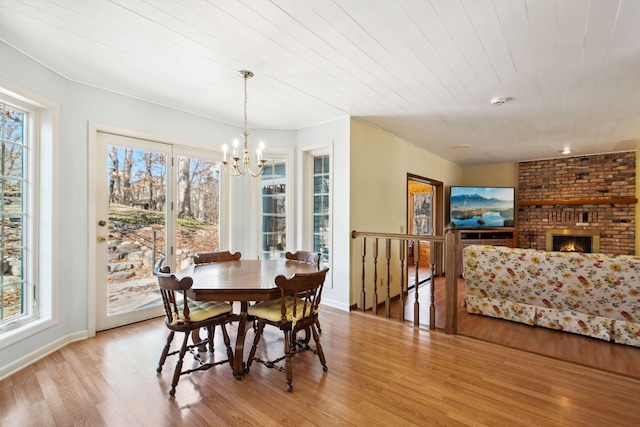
[98,220,107,227]
[97,235,106,242]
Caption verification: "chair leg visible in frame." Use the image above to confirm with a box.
[311,324,328,372]
[284,330,293,392]
[207,326,215,353]
[157,330,175,373]
[219,323,234,367]
[246,321,265,371]
[316,319,322,334]
[170,332,190,396]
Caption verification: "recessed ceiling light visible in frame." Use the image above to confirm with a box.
[490,97,506,106]
[562,148,571,155]
[452,144,471,149]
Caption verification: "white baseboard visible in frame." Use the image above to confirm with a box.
[321,298,350,312]
[0,330,88,381]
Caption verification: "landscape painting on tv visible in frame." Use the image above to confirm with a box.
[450,187,515,228]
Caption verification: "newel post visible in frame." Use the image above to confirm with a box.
[360,237,366,312]
[444,222,459,335]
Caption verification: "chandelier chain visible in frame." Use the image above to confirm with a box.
[243,72,248,136]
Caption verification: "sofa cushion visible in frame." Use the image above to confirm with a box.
[612,320,640,347]
[534,306,612,341]
[465,295,536,325]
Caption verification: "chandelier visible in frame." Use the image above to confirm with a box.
[222,70,266,177]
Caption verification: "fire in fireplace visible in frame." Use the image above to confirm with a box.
[552,236,593,252]
[545,229,600,253]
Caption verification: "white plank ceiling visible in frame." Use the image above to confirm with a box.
[1,0,639,166]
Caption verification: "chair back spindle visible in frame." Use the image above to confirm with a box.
[275,268,326,324]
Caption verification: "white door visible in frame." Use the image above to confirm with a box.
[95,132,173,330]
[93,132,224,331]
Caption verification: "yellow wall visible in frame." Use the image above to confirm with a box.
[461,162,520,234]
[349,119,462,306]
[462,163,519,187]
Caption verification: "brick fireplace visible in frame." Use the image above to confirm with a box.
[518,152,636,255]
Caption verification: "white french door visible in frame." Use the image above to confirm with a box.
[95,133,172,330]
[93,131,222,331]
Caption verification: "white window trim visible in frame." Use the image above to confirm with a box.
[301,143,333,287]
[251,147,294,260]
[0,79,58,349]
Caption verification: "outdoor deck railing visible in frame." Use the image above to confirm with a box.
[351,224,460,334]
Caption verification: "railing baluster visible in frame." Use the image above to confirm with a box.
[430,244,436,330]
[399,239,405,322]
[373,238,378,316]
[351,228,458,333]
[385,239,391,318]
[360,237,366,312]
[414,239,420,327]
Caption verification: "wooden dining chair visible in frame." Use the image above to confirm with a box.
[193,250,244,327]
[153,266,234,396]
[285,250,323,333]
[246,268,329,392]
[193,250,241,264]
[285,250,320,267]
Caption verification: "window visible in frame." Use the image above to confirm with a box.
[313,155,330,268]
[0,85,55,347]
[1,103,27,325]
[260,160,287,260]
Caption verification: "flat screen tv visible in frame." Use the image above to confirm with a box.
[450,186,515,228]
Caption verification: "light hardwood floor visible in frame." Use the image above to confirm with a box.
[396,276,640,379]
[1,304,639,426]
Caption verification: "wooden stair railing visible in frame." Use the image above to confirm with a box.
[351,223,460,334]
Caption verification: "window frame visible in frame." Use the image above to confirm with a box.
[302,145,333,287]
[253,147,293,260]
[312,154,331,269]
[0,81,57,349]
[260,159,287,259]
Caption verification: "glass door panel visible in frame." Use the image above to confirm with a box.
[96,132,170,330]
[174,155,221,270]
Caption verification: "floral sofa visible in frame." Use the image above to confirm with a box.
[462,244,640,347]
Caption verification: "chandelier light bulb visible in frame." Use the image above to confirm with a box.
[232,138,239,158]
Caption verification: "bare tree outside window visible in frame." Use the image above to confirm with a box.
[105,148,221,314]
[1,104,26,321]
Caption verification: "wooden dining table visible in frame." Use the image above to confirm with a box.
[177,259,318,379]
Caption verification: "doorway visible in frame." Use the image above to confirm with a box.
[406,174,443,279]
[91,130,223,331]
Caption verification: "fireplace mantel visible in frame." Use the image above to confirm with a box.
[520,197,637,206]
